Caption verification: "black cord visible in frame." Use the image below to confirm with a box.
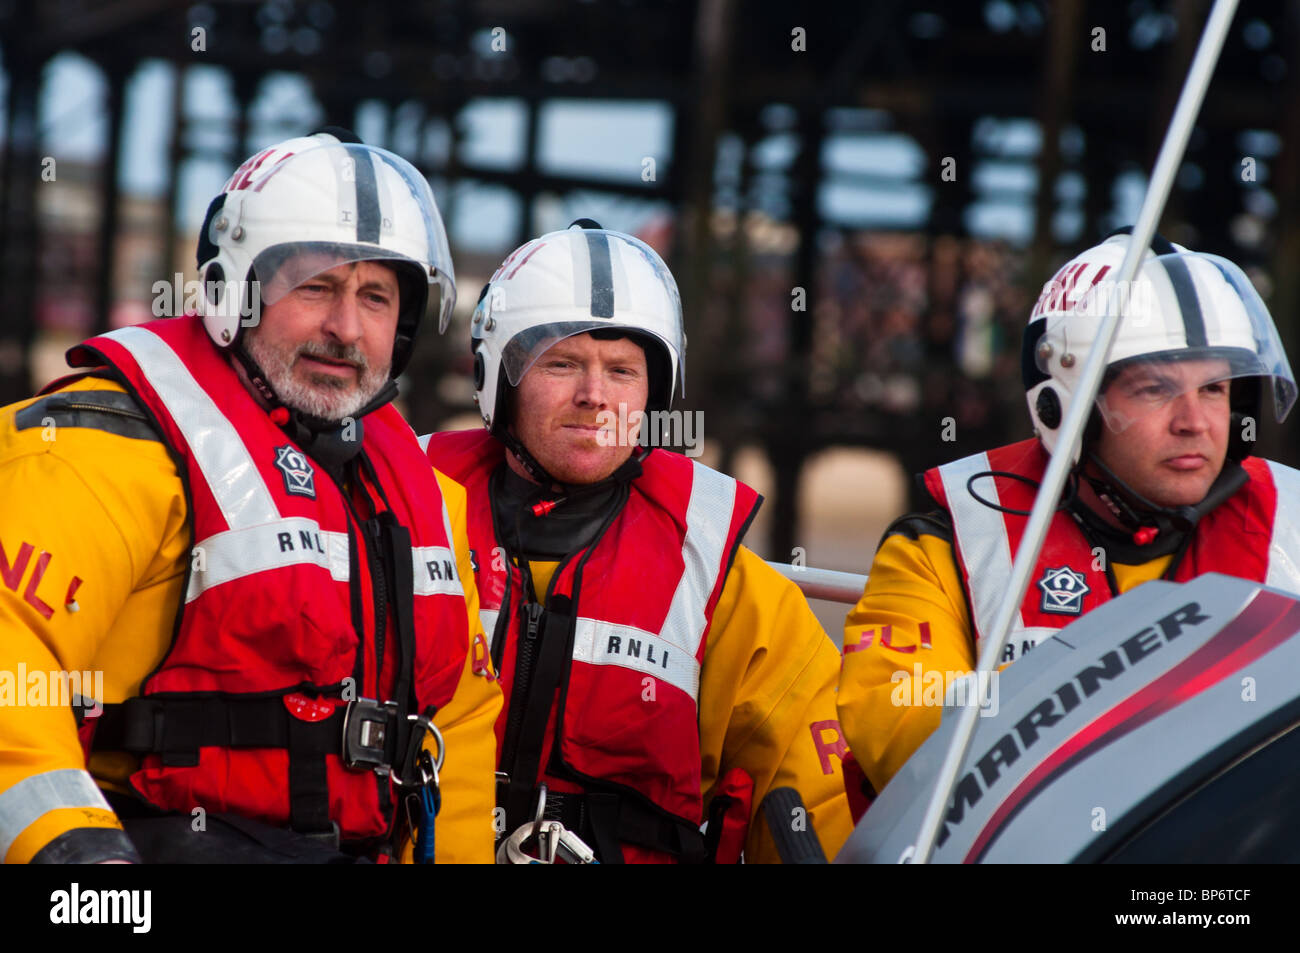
[965,469,1078,517]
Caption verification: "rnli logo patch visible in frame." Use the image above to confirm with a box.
[274,445,316,499]
[1037,566,1089,615]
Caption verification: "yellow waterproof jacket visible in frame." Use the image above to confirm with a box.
[0,376,501,863]
[525,546,854,863]
[837,514,1173,795]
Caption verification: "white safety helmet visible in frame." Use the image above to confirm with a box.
[470,221,684,434]
[1024,231,1296,463]
[196,130,455,378]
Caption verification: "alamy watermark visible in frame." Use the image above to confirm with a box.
[0,664,103,714]
[1033,273,1159,326]
[595,403,704,458]
[152,273,261,326]
[50,883,151,933]
[890,664,1000,717]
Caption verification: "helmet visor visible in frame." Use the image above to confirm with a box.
[491,318,685,396]
[241,143,456,332]
[1095,349,1281,438]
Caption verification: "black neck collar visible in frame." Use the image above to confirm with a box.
[492,457,642,559]
[1072,453,1249,556]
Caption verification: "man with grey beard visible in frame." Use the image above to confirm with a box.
[240,258,402,424]
[0,131,502,865]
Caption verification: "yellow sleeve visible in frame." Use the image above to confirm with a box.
[422,469,504,864]
[0,379,186,863]
[837,528,977,796]
[699,546,854,863]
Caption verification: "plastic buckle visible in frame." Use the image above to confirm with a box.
[303,820,341,851]
[341,698,397,772]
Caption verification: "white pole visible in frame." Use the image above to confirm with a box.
[764,561,868,604]
[910,0,1242,864]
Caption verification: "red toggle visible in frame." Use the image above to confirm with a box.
[1132,526,1159,545]
[531,499,559,517]
[270,407,290,426]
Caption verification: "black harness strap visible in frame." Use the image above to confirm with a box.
[375,511,421,781]
[583,793,625,865]
[93,694,349,835]
[503,597,575,828]
[543,789,707,864]
[287,717,337,834]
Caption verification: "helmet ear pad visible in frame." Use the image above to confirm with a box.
[471,337,513,437]
[196,193,227,272]
[1035,387,1062,430]
[202,262,226,309]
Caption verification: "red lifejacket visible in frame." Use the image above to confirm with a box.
[424,429,760,862]
[65,317,470,843]
[924,437,1300,661]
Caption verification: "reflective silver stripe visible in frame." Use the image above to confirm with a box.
[938,452,1031,644]
[438,499,459,584]
[659,462,735,664]
[0,769,111,860]
[413,545,465,597]
[187,520,349,603]
[407,445,465,596]
[1266,461,1300,596]
[479,609,500,641]
[571,618,701,701]
[109,326,278,529]
[417,496,466,600]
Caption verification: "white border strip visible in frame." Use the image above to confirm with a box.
[413,544,465,597]
[109,327,278,529]
[571,617,700,702]
[938,452,1027,643]
[1266,461,1300,596]
[659,462,734,662]
[187,519,349,602]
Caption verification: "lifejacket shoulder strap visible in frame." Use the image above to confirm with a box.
[14,389,159,443]
[927,440,1055,645]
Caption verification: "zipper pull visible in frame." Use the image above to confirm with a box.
[524,602,545,640]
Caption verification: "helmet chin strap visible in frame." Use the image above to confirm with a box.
[1079,450,1248,545]
[500,427,644,514]
[499,429,560,490]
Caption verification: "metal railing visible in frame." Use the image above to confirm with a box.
[764,561,867,605]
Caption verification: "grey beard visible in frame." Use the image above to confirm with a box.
[243,330,390,423]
